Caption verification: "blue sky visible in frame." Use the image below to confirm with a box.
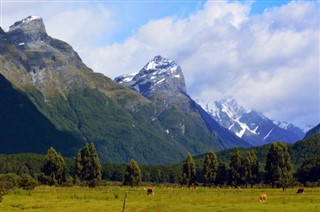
[1,0,319,129]
[250,0,292,14]
[94,0,292,44]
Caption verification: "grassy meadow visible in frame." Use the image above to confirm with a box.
[1,186,319,212]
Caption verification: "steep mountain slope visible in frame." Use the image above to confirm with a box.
[115,56,251,149]
[273,121,306,138]
[1,16,249,164]
[0,74,83,156]
[305,124,320,138]
[198,97,305,146]
[0,17,182,164]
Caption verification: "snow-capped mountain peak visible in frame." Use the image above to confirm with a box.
[197,97,305,146]
[114,55,185,96]
[6,16,43,32]
[215,96,248,119]
[114,55,193,112]
[143,55,179,74]
[5,15,48,45]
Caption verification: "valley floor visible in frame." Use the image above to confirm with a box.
[1,186,320,211]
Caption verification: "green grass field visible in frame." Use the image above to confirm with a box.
[1,186,319,211]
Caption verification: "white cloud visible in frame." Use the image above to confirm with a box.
[46,5,113,48]
[2,1,319,128]
[84,0,318,128]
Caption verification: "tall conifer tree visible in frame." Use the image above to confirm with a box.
[75,143,101,187]
[229,148,242,186]
[123,159,141,186]
[265,142,292,191]
[40,147,66,185]
[203,149,218,186]
[181,154,196,187]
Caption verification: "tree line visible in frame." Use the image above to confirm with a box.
[1,141,320,201]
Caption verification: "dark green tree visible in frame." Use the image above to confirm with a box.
[241,150,259,188]
[75,143,102,187]
[265,142,293,191]
[123,159,141,186]
[295,156,320,185]
[215,160,227,186]
[181,154,196,188]
[203,149,218,186]
[229,148,243,186]
[40,147,66,185]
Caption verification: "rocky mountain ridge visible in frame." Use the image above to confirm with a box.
[0,16,250,164]
[115,55,192,112]
[198,97,305,146]
[114,56,251,148]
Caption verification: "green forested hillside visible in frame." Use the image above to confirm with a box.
[195,135,320,171]
[0,75,83,157]
[1,135,319,183]
[0,73,230,164]
[0,33,241,164]
[290,135,320,166]
[0,16,251,165]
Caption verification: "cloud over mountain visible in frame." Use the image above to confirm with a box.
[2,1,318,128]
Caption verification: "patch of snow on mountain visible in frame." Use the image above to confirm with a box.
[154,78,165,86]
[274,120,290,129]
[196,99,217,116]
[115,72,137,83]
[146,61,156,70]
[143,55,179,74]
[264,128,273,140]
[220,96,248,118]
[235,118,258,137]
[6,15,42,32]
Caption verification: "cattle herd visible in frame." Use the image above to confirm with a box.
[144,187,305,203]
[258,187,305,203]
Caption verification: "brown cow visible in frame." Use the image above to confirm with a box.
[259,194,267,203]
[297,187,304,194]
[147,188,154,196]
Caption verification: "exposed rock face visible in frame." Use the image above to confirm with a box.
[0,27,6,37]
[0,27,7,50]
[6,16,49,45]
[115,55,191,112]
[115,55,186,94]
[2,16,88,98]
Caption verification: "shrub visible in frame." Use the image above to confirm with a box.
[19,174,38,190]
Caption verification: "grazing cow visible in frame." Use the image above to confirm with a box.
[147,188,154,196]
[297,188,304,194]
[259,194,267,203]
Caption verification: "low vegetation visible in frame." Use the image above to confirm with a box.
[0,135,319,205]
[1,186,320,211]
